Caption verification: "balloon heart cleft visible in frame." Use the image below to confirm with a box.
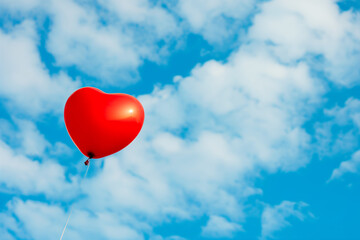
[64,87,145,159]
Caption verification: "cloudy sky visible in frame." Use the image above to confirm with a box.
[0,0,360,239]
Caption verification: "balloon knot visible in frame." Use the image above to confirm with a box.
[84,159,90,166]
[88,152,94,159]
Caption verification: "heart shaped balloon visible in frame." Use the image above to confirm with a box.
[64,87,145,159]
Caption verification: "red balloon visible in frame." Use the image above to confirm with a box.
[64,87,145,159]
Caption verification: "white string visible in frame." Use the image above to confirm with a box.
[59,158,91,240]
[59,208,73,240]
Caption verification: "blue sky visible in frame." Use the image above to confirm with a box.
[0,0,360,239]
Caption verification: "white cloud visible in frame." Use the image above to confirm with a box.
[176,0,256,44]
[329,150,360,181]
[0,137,74,198]
[0,198,144,240]
[12,119,50,157]
[324,98,360,128]
[48,141,73,157]
[98,0,178,39]
[150,236,187,240]
[260,201,310,240]
[174,47,321,172]
[1,0,181,84]
[201,215,243,238]
[0,0,43,15]
[47,0,180,83]
[322,99,360,181]
[0,20,80,117]
[0,227,15,240]
[249,0,360,86]
[0,118,73,158]
[46,0,144,83]
[315,98,360,167]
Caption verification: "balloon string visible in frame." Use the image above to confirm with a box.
[59,157,91,240]
[59,208,73,240]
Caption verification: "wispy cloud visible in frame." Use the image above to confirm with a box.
[329,150,360,181]
[260,201,312,240]
[316,98,360,157]
[201,215,243,238]
[315,98,360,181]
